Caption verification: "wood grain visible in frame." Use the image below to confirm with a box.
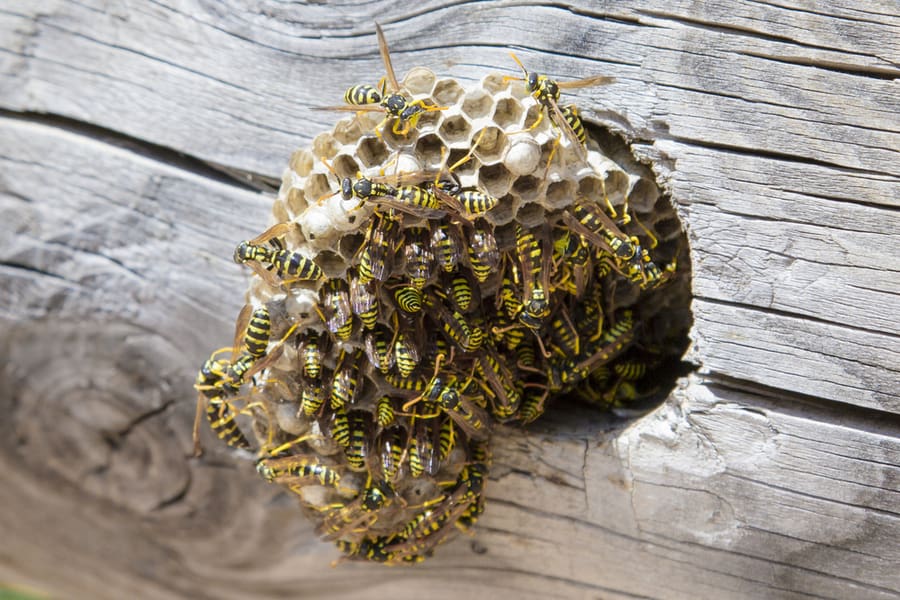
[1,1,898,598]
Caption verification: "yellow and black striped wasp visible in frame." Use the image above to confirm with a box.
[473,343,522,421]
[551,226,592,298]
[256,454,344,490]
[321,157,445,219]
[505,52,614,164]
[343,409,373,472]
[401,354,491,441]
[317,475,398,541]
[380,457,488,562]
[576,309,637,372]
[375,395,396,428]
[408,418,440,479]
[330,348,363,410]
[423,129,500,220]
[424,290,485,353]
[316,23,447,139]
[364,324,396,374]
[402,226,436,291]
[192,304,294,456]
[193,356,251,456]
[515,224,553,343]
[376,425,408,484]
[234,223,324,286]
[464,221,500,284]
[318,278,354,341]
[356,209,404,284]
[349,268,379,330]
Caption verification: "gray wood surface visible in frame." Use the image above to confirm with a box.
[1,1,898,598]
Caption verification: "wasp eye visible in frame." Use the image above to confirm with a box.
[527,72,539,90]
[341,178,353,200]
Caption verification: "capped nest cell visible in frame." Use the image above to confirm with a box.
[196,30,692,566]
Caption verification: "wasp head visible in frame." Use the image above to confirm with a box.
[255,459,276,482]
[233,241,250,264]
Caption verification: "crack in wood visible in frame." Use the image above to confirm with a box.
[0,110,263,192]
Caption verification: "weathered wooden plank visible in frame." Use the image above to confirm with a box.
[692,299,900,410]
[1,1,896,177]
[0,116,268,352]
[4,322,899,600]
[1,2,899,598]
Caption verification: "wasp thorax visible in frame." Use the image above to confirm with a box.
[382,93,407,114]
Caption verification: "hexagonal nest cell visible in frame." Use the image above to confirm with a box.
[200,56,693,568]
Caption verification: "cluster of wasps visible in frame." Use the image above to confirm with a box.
[193,24,683,565]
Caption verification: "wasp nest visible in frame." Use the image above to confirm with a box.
[196,49,691,565]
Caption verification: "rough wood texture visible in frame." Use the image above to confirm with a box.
[1,1,898,598]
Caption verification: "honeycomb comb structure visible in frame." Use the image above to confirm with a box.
[201,59,691,565]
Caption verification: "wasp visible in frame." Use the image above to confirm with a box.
[193,309,295,455]
[430,220,462,273]
[438,419,456,461]
[562,202,637,263]
[335,536,397,564]
[343,409,373,472]
[318,475,397,541]
[465,222,500,284]
[547,308,581,358]
[424,129,500,219]
[357,209,404,284]
[545,357,589,394]
[317,23,447,139]
[517,384,550,424]
[515,224,552,335]
[300,376,329,417]
[551,227,592,297]
[193,357,252,455]
[297,329,326,381]
[349,268,379,330]
[496,267,524,322]
[474,345,522,420]
[330,348,362,410]
[393,285,423,314]
[445,271,478,314]
[412,414,445,479]
[426,293,485,353]
[382,461,486,562]
[321,156,444,219]
[408,423,435,479]
[318,278,354,341]
[384,371,427,394]
[375,395,396,428]
[402,356,490,441]
[256,455,343,489]
[376,425,407,483]
[505,52,614,164]
[577,310,636,372]
[403,226,435,290]
[365,324,396,374]
[394,330,421,378]
[234,222,324,286]
[329,405,351,448]
[231,304,272,359]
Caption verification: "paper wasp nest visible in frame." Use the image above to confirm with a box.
[218,65,691,564]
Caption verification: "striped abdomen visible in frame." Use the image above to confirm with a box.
[344,84,381,106]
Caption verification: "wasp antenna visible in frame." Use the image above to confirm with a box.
[508,51,528,75]
[320,155,339,177]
